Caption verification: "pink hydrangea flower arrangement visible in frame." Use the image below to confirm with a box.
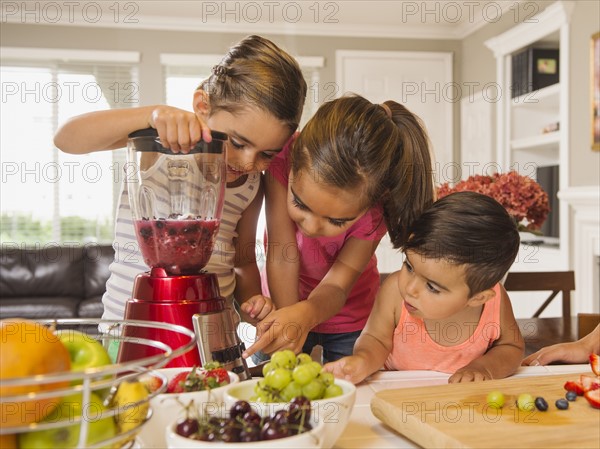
[437,171,550,233]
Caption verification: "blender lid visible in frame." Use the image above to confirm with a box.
[128,128,228,154]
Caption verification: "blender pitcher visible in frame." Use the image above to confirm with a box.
[117,128,249,374]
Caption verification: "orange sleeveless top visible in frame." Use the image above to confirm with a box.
[384,284,502,373]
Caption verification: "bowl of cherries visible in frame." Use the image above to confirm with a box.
[138,364,240,449]
[166,396,325,448]
[222,350,356,448]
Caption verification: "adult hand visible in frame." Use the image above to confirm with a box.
[522,341,591,366]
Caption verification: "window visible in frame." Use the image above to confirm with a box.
[1,48,139,246]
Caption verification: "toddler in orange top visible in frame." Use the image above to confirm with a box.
[324,191,525,383]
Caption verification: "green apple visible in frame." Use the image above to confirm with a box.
[18,392,117,449]
[56,330,111,372]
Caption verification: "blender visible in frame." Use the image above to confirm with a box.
[117,128,250,379]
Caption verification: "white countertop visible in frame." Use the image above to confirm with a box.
[333,364,591,449]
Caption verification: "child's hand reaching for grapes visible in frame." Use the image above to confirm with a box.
[239,294,275,326]
[323,355,371,385]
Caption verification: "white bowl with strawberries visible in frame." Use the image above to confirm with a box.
[138,363,240,449]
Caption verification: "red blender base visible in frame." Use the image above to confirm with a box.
[117,268,224,368]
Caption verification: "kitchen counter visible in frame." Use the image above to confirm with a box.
[333,364,591,449]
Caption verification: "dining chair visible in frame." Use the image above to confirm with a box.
[503,271,575,320]
[578,313,600,340]
[504,271,576,354]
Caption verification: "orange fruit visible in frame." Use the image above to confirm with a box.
[0,433,17,449]
[0,318,71,427]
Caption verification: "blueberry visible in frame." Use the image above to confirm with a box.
[555,398,569,410]
[565,391,577,401]
[534,396,548,411]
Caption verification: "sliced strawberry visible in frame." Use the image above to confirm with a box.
[564,380,585,396]
[584,389,600,409]
[139,373,164,393]
[167,370,192,394]
[590,354,600,376]
[581,374,600,393]
[204,367,229,389]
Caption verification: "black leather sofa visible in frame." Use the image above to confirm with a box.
[0,244,114,319]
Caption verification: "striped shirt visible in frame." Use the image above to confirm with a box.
[101,170,261,320]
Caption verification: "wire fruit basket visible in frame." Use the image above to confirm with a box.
[0,318,197,448]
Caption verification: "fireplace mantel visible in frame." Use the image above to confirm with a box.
[559,186,600,314]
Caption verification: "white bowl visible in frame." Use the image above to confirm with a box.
[138,367,240,449]
[221,378,356,449]
[165,410,325,449]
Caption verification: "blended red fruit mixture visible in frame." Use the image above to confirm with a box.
[134,219,219,274]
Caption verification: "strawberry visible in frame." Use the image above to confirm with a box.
[564,380,585,396]
[584,389,600,409]
[580,374,600,393]
[203,363,229,389]
[590,353,600,376]
[139,373,164,393]
[167,370,192,394]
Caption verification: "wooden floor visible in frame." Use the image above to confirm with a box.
[517,317,578,356]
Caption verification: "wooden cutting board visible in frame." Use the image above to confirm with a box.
[370,372,600,448]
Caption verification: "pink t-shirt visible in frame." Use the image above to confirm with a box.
[384,283,502,373]
[263,142,387,334]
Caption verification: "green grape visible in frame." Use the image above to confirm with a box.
[254,386,272,402]
[486,391,505,409]
[308,361,323,377]
[271,349,297,369]
[292,364,317,386]
[319,371,335,387]
[296,353,312,365]
[516,393,535,411]
[254,379,266,393]
[280,381,303,402]
[262,361,274,377]
[265,367,293,390]
[302,379,326,400]
[324,383,344,398]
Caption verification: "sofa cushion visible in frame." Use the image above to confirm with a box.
[83,244,114,299]
[0,297,78,319]
[0,245,85,298]
[77,296,105,318]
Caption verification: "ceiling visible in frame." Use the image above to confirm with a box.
[2,1,526,39]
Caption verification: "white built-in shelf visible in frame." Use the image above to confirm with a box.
[511,83,560,110]
[484,1,573,305]
[511,131,560,152]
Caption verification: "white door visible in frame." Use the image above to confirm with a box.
[336,50,453,273]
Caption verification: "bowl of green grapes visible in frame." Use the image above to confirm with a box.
[222,350,356,448]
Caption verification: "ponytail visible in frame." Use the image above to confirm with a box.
[291,95,434,248]
[382,101,435,248]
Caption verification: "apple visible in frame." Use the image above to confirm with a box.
[17,392,117,449]
[55,330,111,372]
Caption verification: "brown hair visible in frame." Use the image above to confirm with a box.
[199,35,307,132]
[404,191,520,296]
[290,94,435,247]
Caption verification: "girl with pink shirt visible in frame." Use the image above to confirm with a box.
[243,94,435,363]
[324,191,525,383]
